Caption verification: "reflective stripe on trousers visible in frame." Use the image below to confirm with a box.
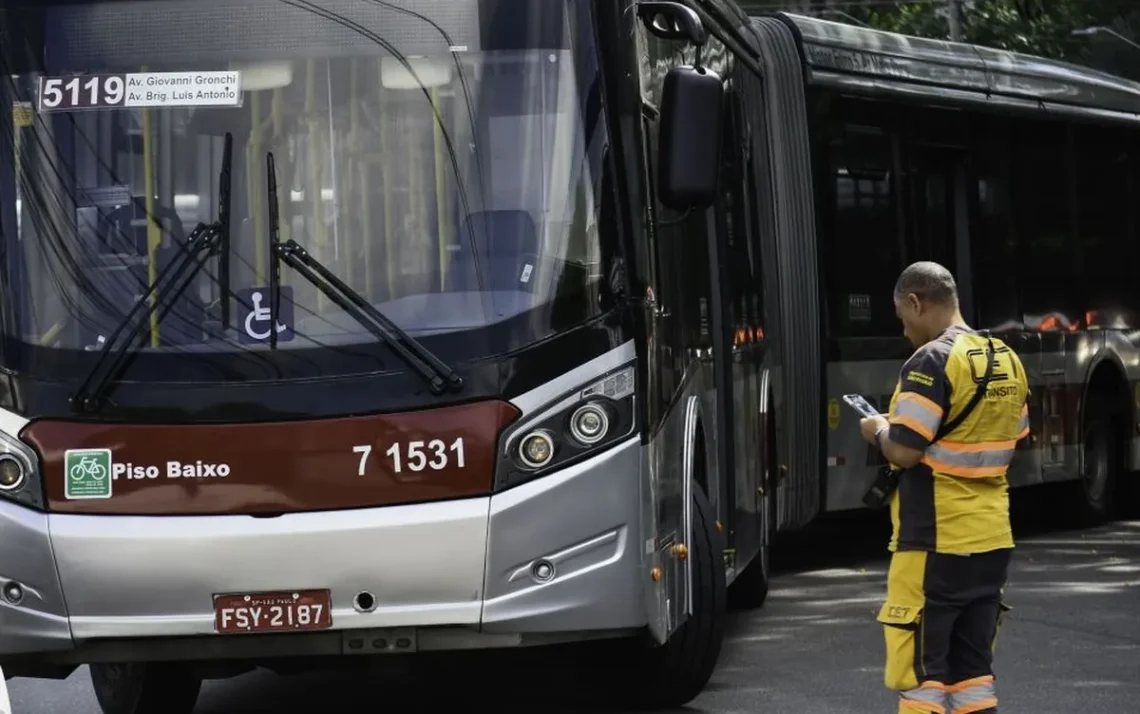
[898,681,947,713]
[948,675,997,714]
[897,676,997,714]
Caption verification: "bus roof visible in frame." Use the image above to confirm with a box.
[774,12,1140,119]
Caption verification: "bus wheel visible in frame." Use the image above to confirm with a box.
[90,663,202,714]
[1077,405,1119,525]
[613,486,727,709]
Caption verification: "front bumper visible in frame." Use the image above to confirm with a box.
[0,438,645,664]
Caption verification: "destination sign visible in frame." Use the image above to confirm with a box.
[37,71,243,113]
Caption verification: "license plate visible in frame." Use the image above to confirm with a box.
[213,590,333,634]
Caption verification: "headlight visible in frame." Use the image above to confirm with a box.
[518,430,555,468]
[569,403,609,445]
[495,363,636,491]
[0,427,43,510]
[0,455,27,492]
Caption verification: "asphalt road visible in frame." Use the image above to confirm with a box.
[8,488,1139,713]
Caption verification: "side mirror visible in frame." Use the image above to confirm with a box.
[657,65,724,211]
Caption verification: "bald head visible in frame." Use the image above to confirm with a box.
[893,261,964,347]
[894,261,958,307]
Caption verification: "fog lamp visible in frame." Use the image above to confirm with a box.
[0,456,26,492]
[518,431,555,469]
[570,403,610,445]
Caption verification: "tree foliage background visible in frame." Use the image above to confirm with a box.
[738,1,1140,79]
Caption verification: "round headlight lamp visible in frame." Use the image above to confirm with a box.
[569,403,610,445]
[0,455,27,492]
[518,430,555,469]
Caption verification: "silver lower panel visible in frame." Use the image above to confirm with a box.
[0,438,645,663]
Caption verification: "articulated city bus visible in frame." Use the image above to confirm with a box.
[2,0,1138,711]
[0,0,772,711]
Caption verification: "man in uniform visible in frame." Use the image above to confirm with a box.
[859,261,1030,714]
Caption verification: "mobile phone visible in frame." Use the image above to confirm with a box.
[842,393,882,419]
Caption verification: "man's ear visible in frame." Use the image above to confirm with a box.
[907,293,922,314]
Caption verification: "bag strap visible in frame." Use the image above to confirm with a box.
[931,331,995,444]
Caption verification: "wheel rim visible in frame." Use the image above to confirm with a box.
[1083,426,1109,506]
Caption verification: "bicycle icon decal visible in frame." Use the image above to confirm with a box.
[63,448,113,500]
[69,455,107,481]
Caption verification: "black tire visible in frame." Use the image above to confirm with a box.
[611,485,727,710]
[90,663,202,714]
[1076,406,1119,525]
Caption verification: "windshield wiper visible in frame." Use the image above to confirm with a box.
[70,132,235,414]
[264,152,462,396]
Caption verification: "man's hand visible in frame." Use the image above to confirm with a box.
[861,414,925,468]
[860,415,889,445]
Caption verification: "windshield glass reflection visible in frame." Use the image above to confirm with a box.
[0,0,609,382]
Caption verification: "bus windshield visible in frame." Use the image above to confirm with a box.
[0,0,609,384]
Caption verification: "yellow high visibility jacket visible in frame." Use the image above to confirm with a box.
[886,325,1029,554]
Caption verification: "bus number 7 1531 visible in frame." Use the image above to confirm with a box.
[352,438,467,475]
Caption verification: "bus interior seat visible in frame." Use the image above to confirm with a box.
[91,199,187,256]
[449,209,539,295]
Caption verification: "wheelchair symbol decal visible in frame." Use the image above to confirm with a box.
[236,287,295,344]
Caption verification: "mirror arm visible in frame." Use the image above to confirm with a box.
[677,1,765,78]
[637,1,708,48]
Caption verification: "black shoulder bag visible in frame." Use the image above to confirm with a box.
[862,332,996,509]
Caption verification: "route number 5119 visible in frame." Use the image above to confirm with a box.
[353,438,466,475]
